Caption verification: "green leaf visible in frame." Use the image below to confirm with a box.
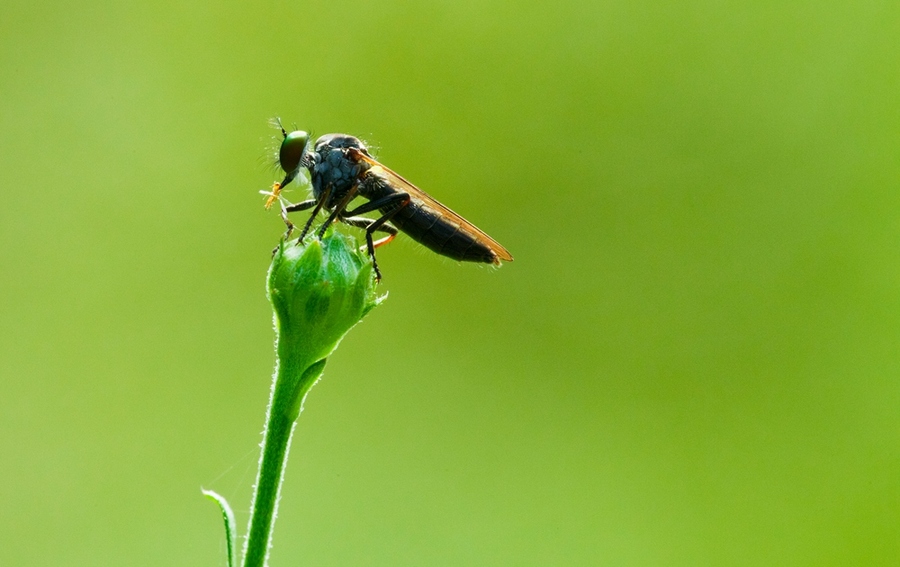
[203,489,237,567]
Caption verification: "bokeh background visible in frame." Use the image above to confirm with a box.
[2,1,898,565]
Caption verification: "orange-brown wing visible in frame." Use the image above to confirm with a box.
[350,149,514,263]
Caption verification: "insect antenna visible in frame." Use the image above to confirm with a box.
[269,116,287,138]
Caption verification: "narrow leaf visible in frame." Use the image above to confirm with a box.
[203,488,237,567]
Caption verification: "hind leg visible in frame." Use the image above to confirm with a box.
[340,194,409,280]
[339,216,398,249]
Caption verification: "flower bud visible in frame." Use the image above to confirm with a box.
[267,231,382,420]
[268,231,381,364]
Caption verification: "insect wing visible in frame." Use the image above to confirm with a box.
[350,150,514,263]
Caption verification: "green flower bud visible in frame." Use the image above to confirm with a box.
[267,230,382,420]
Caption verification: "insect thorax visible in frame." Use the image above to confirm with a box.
[307,134,371,207]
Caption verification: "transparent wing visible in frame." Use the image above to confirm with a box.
[349,149,514,263]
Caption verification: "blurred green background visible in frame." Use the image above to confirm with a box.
[1,0,898,565]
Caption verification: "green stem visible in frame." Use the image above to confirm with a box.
[242,340,326,567]
[235,232,380,567]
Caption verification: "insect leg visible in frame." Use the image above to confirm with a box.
[343,193,411,281]
[284,199,318,213]
[316,184,359,239]
[342,194,406,217]
[278,199,317,237]
[338,216,398,249]
[293,185,332,243]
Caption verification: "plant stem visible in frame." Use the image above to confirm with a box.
[242,340,325,567]
[237,233,380,567]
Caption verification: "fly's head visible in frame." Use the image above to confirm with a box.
[278,130,311,176]
[264,128,311,209]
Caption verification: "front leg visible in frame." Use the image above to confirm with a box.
[279,198,316,238]
[292,184,333,243]
[284,199,318,213]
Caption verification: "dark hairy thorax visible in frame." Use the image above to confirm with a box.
[307,134,372,208]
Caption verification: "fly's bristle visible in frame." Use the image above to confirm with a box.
[362,136,379,159]
[260,134,283,173]
[256,151,279,174]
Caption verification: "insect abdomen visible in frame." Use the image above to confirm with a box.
[389,202,498,264]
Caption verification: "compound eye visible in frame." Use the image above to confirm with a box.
[279,130,309,173]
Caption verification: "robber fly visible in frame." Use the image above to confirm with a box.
[264,123,513,281]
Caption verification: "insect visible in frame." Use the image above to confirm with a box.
[264,123,513,281]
